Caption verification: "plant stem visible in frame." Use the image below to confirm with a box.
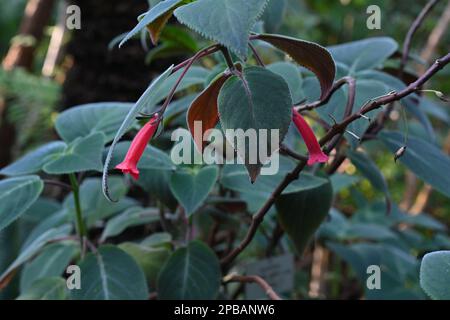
[69,173,86,249]
[220,47,236,71]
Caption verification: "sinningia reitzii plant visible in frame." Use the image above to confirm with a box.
[1,0,450,300]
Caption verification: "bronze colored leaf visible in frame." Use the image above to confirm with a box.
[187,73,231,152]
[255,34,336,99]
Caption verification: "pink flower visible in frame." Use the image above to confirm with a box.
[292,109,329,166]
[115,114,160,180]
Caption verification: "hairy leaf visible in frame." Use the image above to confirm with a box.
[157,241,221,299]
[0,175,44,231]
[175,0,269,59]
[71,246,148,300]
[256,34,335,99]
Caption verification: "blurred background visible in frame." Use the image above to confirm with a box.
[0,0,449,299]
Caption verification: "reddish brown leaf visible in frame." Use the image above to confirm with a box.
[255,34,336,99]
[187,73,231,151]
[147,11,174,45]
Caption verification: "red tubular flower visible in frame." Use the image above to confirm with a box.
[292,109,329,166]
[115,114,160,180]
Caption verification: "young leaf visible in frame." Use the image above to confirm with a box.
[420,251,450,300]
[157,241,221,299]
[276,176,333,254]
[102,66,173,202]
[255,34,336,99]
[0,175,44,231]
[71,246,148,300]
[174,0,269,59]
[20,242,78,292]
[43,132,105,174]
[119,0,186,47]
[379,131,450,198]
[187,72,231,151]
[218,66,292,181]
[0,142,66,176]
[169,166,218,216]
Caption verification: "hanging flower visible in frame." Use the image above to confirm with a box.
[115,114,160,180]
[292,109,329,166]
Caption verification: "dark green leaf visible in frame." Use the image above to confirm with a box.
[218,66,292,181]
[170,166,218,215]
[72,246,148,300]
[137,169,178,211]
[157,241,221,299]
[220,162,328,197]
[276,176,333,254]
[20,242,78,292]
[267,61,303,103]
[105,141,175,171]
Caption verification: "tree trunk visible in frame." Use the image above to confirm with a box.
[2,0,55,71]
[1,0,55,167]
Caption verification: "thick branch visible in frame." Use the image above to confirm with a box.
[321,53,450,144]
